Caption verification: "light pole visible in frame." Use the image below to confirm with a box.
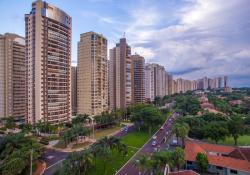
[30,148,33,175]
[92,118,95,139]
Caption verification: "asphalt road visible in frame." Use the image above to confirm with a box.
[116,113,179,175]
[42,125,135,175]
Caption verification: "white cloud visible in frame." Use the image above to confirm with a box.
[119,0,250,86]
[132,47,155,60]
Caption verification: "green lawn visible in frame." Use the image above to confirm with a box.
[121,131,151,148]
[86,147,137,175]
[86,130,152,175]
[207,135,250,146]
[91,125,123,140]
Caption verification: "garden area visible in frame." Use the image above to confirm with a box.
[54,104,169,175]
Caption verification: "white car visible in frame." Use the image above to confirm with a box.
[152,140,157,146]
[153,135,157,140]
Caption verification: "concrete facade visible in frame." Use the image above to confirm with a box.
[109,38,131,110]
[71,66,77,115]
[25,0,72,124]
[131,54,145,104]
[77,32,108,115]
[0,33,26,123]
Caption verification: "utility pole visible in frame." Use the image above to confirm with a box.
[30,149,33,175]
[92,118,95,139]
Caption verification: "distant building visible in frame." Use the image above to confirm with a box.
[71,66,77,115]
[25,0,72,124]
[131,54,145,104]
[224,76,229,88]
[77,32,108,115]
[167,74,173,95]
[145,63,166,101]
[218,77,222,88]
[109,38,131,110]
[0,33,26,123]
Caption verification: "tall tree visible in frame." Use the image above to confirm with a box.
[203,121,229,144]
[135,155,149,175]
[173,123,189,147]
[196,152,209,173]
[228,116,244,145]
[172,147,185,171]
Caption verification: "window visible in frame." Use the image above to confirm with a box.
[230,169,238,174]
[216,166,223,170]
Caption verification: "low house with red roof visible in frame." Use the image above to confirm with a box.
[169,170,200,175]
[185,139,250,175]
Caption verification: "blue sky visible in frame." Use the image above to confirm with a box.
[0,0,250,87]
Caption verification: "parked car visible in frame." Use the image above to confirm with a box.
[153,135,157,140]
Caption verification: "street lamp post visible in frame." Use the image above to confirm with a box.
[92,118,95,139]
[30,149,33,175]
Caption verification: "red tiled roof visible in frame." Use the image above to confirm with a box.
[170,170,200,175]
[185,139,250,173]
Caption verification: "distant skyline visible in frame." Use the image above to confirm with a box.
[0,0,249,87]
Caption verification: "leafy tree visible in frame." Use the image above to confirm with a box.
[150,150,173,174]
[203,121,229,143]
[228,115,244,145]
[5,117,16,129]
[72,114,89,125]
[0,133,43,175]
[154,96,162,106]
[175,95,200,115]
[196,152,209,173]
[173,123,189,147]
[131,106,163,134]
[59,151,93,175]
[135,155,149,175]
[19,123,32,133]
[172,147,185,171]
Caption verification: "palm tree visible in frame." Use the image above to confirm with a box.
[135,155,149,175]
[173,123,189,147]
[81,150,94,174]
[172,147,185,171]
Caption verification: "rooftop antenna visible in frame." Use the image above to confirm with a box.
[123,32,126,38]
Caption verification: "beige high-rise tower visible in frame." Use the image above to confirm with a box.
[145,63,166,101]
[71,66,77,115]
[131,54,145,104]
[109,38,131,110]
[0,33,26,123]
[25,0,72,124]
[77,32,108,115]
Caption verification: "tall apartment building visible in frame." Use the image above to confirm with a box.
[77,32,108,115]
[131,54,145,104]
[145,63,166,101]
[167,74,173,95]
[109,38,131,110]
[165,72,169,96]
[0,33,26,123]
[224,76,228,88]
[71,66,77,115]
[25,0,72,124]
[218,77,222,88]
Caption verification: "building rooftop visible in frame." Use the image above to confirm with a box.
[169,170,200,175]
[185,139,250,173]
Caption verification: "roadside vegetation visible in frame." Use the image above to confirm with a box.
[0,133,43,175]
